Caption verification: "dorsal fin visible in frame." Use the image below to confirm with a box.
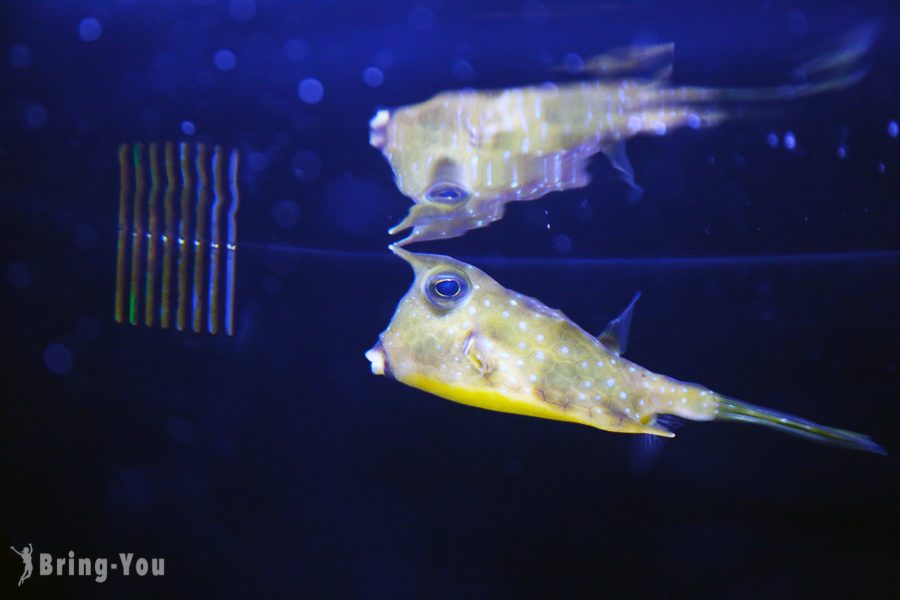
[597,292,641,355]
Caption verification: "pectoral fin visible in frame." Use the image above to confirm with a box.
[462,330,492,377]
[597,292,641,355]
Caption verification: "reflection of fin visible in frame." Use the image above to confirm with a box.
[793,21,878,81]
[562,42,674,78]
[599,141,635,185]
[597,292,640,356]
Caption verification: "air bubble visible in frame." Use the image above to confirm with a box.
[298,78,324,104]
[214,49,236,71]
[78,18,102,42]
[363,66,384,87]
[783,131,796,150]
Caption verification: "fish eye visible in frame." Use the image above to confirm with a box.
[425,182,469,205]
[425,272,469,307]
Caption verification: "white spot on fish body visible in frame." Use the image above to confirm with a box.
[536,334,545,342]
[509,299,517,306]
[529,374,537,382]
[606,378,615,388]
[584,381,592,388]
[580,361,588,369]
[468,306,476,315]
[559,346,569,354]
[518,342,526,350]
[596,361,604,367]
[502,311,510,318]
[535,351,545,361]
[619,392,627,400]
[518,321,527,330]
[681,398,687,404]
[483,299,491,307]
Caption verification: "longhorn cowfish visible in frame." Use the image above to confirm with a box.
[365,247,885,454]
[371,32,873,245]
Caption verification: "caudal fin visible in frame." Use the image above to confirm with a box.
[715,397,886,455]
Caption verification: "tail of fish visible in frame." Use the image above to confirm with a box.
[714,396,886,455]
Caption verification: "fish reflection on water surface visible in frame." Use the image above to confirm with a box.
[371,33,874,245]
[366,248,884,454]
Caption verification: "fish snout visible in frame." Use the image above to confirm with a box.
[365,340,393,378]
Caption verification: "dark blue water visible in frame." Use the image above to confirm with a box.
[2,1,899,598]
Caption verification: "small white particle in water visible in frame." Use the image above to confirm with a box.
[606,378,615,387]
[502,311,510,318]
[889,120,899,138]
[559,346,569,354]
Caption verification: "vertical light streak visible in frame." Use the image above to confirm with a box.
[114,144,130,323]
[129,143,145,326]
[225,149,240,336]
[144,142,161,327]
[192,143,209,333]
[160,142,176,329]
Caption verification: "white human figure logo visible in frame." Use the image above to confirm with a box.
[10,544,33,586]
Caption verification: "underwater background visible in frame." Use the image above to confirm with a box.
[1,0,899,598]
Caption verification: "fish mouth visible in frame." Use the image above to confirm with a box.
[365,340,393,378]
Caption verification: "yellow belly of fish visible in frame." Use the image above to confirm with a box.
[402,372,596,427]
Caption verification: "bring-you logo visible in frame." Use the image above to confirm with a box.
[10,544,164,585]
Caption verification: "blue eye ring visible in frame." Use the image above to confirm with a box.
[425,182,469,205]
[425,272,469,307]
